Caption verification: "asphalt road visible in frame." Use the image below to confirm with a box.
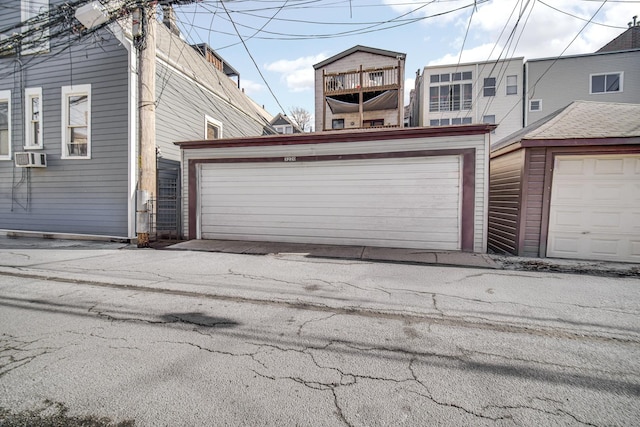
[0,242,639,426]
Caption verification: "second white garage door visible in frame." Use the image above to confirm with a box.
[198,156,462,250]
[547,154,640,263]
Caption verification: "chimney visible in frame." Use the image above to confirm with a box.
[162,5,181,36]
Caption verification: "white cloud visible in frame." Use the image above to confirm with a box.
[240,79,265,96]
[392,0,633,64]
[264,53,328,92]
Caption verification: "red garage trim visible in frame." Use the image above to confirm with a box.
[187,148,477,251]
[176,125,494,149]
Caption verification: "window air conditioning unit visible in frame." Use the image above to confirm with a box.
[15,152,47,168]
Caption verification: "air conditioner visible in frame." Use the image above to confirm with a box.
[15,152,47,168]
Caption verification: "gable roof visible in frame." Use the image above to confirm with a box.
[597,25,640,52]
[492,101,640,153]
[313,45,406,69]
[270,113,302,132]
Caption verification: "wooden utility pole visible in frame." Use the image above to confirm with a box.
[136,3,156,247]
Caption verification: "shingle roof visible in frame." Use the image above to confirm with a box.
[492,101,640,151]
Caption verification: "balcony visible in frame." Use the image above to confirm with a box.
[323,66,401,96]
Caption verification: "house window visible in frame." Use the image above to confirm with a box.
[452,117,472,125]
[529,99,542,112]
[363,119,384,128]
[332,119,344,129]
[0,91,10,159]
[368,71,383,86]
[506,75,517,95]
[483,114,496,134]
[61,84,91,159]
[205,115,222,140]
[21,0,50,54]
[25,87,42,149]
[429,119,439,126]
[483,77,496,96]
[590,72,622,94]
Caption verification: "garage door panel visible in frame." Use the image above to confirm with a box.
[548,154,640,263]
[199,156,462,250]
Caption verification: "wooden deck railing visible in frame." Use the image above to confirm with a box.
[324,66,400,95]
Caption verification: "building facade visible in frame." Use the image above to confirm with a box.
[415,58,524,144]
[313,46,405,132]
[0,1,273,239]
[525,49,640,125]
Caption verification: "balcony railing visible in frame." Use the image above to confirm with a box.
[324,66,400,95]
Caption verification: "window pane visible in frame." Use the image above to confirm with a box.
[430,75,439,83]
[483,77,496,97]
[429,86,439,111]
[206,123,219,139]
[429,119,439,126]
[462,117,472,124]
[452,118,461,125]
[452,72,462,81]
[462,84,472,109]
[440,118,450,126]
[462,71,472,80]
[506,75,517,95]
[69,95,88,126]
[332,119,344,129]
[31,96,40,120]
[483,115,495,124]
[605,74,620,92]
[592,75,605,93]
[440,74,450,82]
[451,84,461,110]
[68,127,88,156]
[1,101,9,156]
[439,85,450,111]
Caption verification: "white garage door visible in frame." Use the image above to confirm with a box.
[547,154,640,263]
[198,156,462,250]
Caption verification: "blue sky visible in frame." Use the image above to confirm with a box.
[173,0,637,128]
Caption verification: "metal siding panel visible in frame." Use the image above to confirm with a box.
[488,150,523,254]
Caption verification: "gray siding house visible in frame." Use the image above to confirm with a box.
[0,1,273,240]
[525,49,640,125]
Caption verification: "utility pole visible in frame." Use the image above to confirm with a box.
[135,2,157,248]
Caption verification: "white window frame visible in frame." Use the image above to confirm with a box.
[483,77,496,97]
[529,99,542,112]
[589,72,623,94]
[61,84,91,159]
[24,87,43,149]
[506,75,518,95]
[204,115,223,140]
[0,90,11,160]
[21,0,50,54]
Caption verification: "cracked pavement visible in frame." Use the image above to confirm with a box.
[0,243,639,426]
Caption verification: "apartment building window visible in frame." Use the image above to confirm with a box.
[21,0,50,54]
[506,75,517,95]
[205,115,222,139]
[429,72,473,112]
[452,117,472,125]
[529,99,542,112]
[590,72,622,94]
[483,77,496,96]
[0,91,10,159]
[61,84,90,159]
[332,119,344,129]
[25,87,42,149]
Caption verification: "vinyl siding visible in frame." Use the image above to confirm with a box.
[0,25,130,237]
[526,50,640,124]
[182,132,489,252]
[155,61,269,161]
[488,150,523,254]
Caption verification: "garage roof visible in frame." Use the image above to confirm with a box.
[492,101,640,155]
